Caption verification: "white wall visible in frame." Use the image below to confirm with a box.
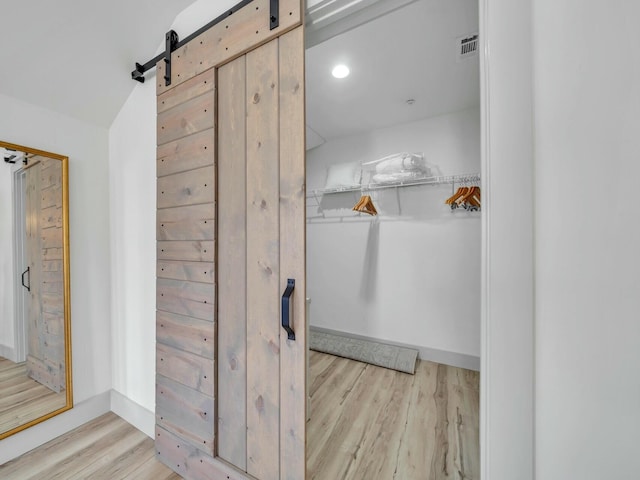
[307,108,480,362]
[480,0,534,476]
[109,77,158,413]
[0,164,14,358]
[108,0,238,418]
[533,1,640,478]
[0,93,112,460]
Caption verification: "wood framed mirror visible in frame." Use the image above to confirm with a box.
[0,141,72,440]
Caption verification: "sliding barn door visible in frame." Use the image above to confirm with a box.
[25,157,65,393]
[155,2,306,479]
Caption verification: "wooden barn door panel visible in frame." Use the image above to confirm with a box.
[25,164,43,384]
[244,38,282,480]
[155,67,217,462]
[277,27,306,480]
[25,157,65,393]
[155,0,303,96]
[217,54,248,470]
[155,3,305,479]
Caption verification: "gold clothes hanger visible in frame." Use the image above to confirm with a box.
[352,195,378,216]
[446,185,481,211]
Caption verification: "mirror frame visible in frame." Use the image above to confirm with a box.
[0,140,72,440]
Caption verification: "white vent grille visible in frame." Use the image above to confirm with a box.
[457,33,479,61]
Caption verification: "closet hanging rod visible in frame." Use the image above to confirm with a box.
[131,0,279,86]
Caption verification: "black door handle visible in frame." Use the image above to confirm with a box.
[281,278,295,341]
[21,267,30,292]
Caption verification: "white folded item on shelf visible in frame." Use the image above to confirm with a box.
[371,171,428,184]
[375,153,427,174]
[361,152,429,181]
[324,161,362,189]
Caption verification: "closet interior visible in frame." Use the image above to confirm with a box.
[304,0,481,478]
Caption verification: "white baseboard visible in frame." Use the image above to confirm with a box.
[110,390,155,438]
[0,390,111,465]
[0,344,16,363]
[310,325,480,372]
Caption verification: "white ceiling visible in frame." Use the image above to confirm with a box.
[0,0,197,128]
[306,0,479,141]
[0,0,478,134]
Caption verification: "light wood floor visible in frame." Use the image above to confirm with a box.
[307,351,480,480]
[0,353,479,480]
[0,357,66,434]
[0,412,181,480]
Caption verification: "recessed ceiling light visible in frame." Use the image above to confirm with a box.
[331,64,350,79]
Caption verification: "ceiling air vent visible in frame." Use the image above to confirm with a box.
[457,33,479,61]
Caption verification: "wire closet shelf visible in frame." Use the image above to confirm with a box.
[306,173,481,198]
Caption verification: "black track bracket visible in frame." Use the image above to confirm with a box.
[131,62,145,83]
[163,30,180,86]
[131,29,179,86]
[131,0,280,84]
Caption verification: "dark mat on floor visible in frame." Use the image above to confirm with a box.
[309,330,418,374]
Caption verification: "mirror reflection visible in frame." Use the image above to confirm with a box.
[0,141,71,440]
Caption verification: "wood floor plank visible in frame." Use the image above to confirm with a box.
[0,360,67,434]
[307,356,368,472]
[0,413,124,478]
[85,436,156,479]
[0,382,56,409]
[0,413,180,480]
[392,360,439,479]
[49,423,146,480]
[2,355,478,480]
[345,366,415,479]
[445,366,480,480]
[307,353,480,480]
[1,374,45,393]
[128,453,183,480]
[0,394,67,435]
[0,358,21,372]
[0,359,28,379]
[309,363,392,480]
